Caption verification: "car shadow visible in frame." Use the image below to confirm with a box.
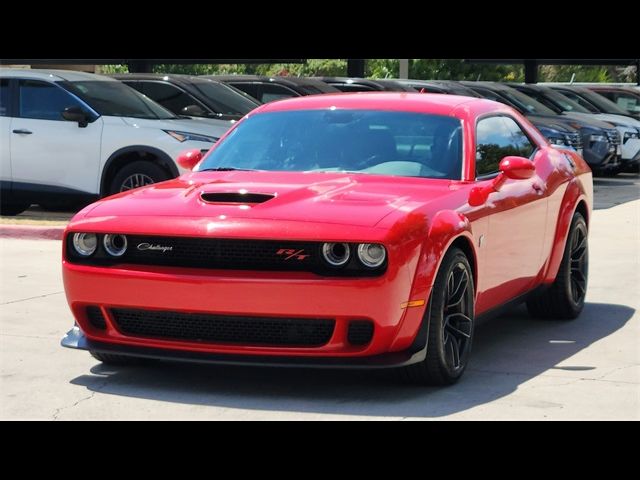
[69,302,634,418]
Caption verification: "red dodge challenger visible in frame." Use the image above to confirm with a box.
[61,93,592,385]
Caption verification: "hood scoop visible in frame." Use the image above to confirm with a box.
[200,192,275,205]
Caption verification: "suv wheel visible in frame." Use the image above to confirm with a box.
[108,161,171,196]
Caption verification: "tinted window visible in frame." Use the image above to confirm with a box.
[0,79,9,116]
[228,82,260,102]
[140,82,202,116]
[476,116,535,177]
[556,89,599,112]
[331,83,377,92]
[198,110,463,179]
[18,80,82,120]
[191,81,259,115]
[63,80,176,119]
[260,84,298,103]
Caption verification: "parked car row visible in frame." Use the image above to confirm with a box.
[1,68,638,217]
[206,75,638,175]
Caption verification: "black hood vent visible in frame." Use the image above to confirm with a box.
[200,192,275,204]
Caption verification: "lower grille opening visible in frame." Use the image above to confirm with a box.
[86,306,107,330]
[347,320,374,346]
[111,308,335,347]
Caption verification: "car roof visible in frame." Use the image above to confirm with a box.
[0,68,117,82]
[110,73,221,85]
[255,91,497,117]
[205,74,338,91]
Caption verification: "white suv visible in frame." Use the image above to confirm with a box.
[0,69,231,215]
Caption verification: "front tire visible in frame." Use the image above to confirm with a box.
[108,161,171,196]
[526,212,588,320]
[400,247,475,385]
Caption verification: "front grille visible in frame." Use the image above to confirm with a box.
[124,236,321,271]
[606,129,620,145]
[347,320,374,346]
[566,132,583,150]
[111,308,335,347]
[86,306,106,330]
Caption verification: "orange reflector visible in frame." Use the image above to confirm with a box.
[401,299,426,309]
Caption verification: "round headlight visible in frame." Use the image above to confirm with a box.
[357,243,386,268]
[103,234,128,257]
[72,233,97,257]
[321,242,350,266]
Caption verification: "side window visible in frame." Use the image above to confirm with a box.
[141,82,203,116]
[475,116,535,177]
[0,79,9,116]
[260,84,298,103]
[229,83,260,101]
[18,80,82,120]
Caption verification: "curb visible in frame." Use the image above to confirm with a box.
[0,224,65,240]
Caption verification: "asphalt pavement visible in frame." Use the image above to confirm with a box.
[0,177,638,420]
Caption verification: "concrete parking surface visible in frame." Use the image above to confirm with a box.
[0,176,638,420]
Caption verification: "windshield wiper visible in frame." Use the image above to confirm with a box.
[199,167,259,172]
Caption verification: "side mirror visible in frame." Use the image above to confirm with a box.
[176,148,204,171]
[62,106,90,128]
[181,104,208,117]
[468,156,534,206]
[498,156,535,179]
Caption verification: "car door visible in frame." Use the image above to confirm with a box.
[473,115,549,313]
[10,79,103,196]
[0,78,12,191]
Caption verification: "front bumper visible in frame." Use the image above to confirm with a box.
[61,326,427,369]
[62,259,428,360]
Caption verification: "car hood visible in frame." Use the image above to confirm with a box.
[527,115,579,133]
[119,116,231,138]
[85,171,454,228]
[580,113,640,128]
[556,113,616,129]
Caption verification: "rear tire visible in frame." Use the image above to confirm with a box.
[0,202,30,216]
[108,161,171,196]
[400,247,475,386]
[526,212,588,320]
[90,351,145,365]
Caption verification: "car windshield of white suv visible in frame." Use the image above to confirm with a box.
[197,110,463,179]
[62,81,178,119]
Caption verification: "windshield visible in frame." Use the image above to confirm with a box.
[540,88,592,113]
[192,81,260,115]
[197,110,463,179]
[62,80,177,119]
[497,88,557,116]
[577,88,633,115]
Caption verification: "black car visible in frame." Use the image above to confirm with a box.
[547,84,640,121]
[111,74,260,121]
[205,75,340,103]
[314,77,414,92]
[394,79,482,97]
[460,81,621,172]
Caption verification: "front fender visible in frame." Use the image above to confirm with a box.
[542,176,591,284]
[388,210,477,352]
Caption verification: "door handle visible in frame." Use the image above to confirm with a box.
[12,129,33,135]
